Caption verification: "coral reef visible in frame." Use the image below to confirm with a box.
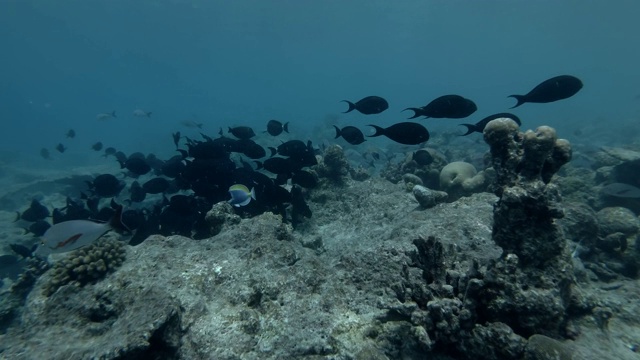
[315,144,350,183]
[205,201,241,236]
[42,237,126,296]
[480,118,576,338]
[439,161,487,200]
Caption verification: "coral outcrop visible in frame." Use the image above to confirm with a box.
[480,118,576,338]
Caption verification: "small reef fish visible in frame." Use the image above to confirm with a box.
[40,148,51,160]
[459,113,522,136]
[368,122,430,145]
[341,96,389,115]
[228,184,256,207]
[65,129,76,138]
[266,120,289,136]
[55,143,66,153]
[91,142,103,151]
[404,95,477,119]
[334,125,366,145]
[35,205,128,256]
[96,111,116,120]
[172,131,181,148]
[228,126,256,140]
[509,75,583,108]
[133,109,152,118]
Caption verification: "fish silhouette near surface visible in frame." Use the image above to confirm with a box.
[404,95,477,119]
[341,96,389,115]
[508,75,583,108]
[368,122,430,145]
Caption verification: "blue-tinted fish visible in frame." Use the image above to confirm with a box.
[35,206,128,256]
[228,184,256,207]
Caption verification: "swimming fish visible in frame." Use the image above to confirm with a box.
[229,126,256,140]
[368,122,430,145]
[133,109,152,118]
[228,184,256,207]
[404,95,477,119]
[412,149,434,166]
[601,183,640,198]
[16,199,50,222]
[509,75,583,108]
[66,129,76,138]
[91,142,103,151]
[341,96,389,115]
[266,120,289,136]
[55,143,66,153]
[96,111,117,121]
[459,113,522,136]
[40,148,51,160]
[35,205,128,256]
[172,131,181,148]
[334,125,366,145]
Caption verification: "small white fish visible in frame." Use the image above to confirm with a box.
[35,206,128,256]
[228,184,256,207]
[96,111,117,121]
[133,109,152,118]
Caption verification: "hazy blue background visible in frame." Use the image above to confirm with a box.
[1,0,639,166]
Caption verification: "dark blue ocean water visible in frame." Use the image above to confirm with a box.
[1,1,639,167]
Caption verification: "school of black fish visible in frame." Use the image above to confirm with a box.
[19,75,582,255]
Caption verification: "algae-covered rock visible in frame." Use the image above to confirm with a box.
[597,206,640,237]
[413,185,447,208]
[524,334,573,360]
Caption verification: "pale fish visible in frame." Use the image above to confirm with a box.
[96,111,117,121]
[35,206,128,256]
[133,109,152,118]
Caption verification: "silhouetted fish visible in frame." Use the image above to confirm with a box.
[180,119,203,128]
[334,125,366,145]
[368,122,430,145]
[266,120,289,136]
[17,199,50,222]
[229,126,256,140]
[509,75,583,108]
[412,149,434,166]
[88,174,125,198]
[459,113,522,136]
[142,178,171,194]
[66,129,76,138]
[404,95,477,119]
[172,131,181,148]
[91,142,103,151]
[40,148,51,160]
[55,143,66,153]
[341,96,388,115]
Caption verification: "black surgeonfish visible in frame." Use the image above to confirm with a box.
[91,142,103,151]
[119,157,151,176]
[16,199,50,222]
[266,120,289,136]
[508,75,583,108]
[412,149,434,166]
[404,95,477,119]
[334,125,366,145]
[228,126,256,140]
[341,96,389,115]
[129,181,147,203]
[87,174,125,198]
[459,113,521,136]
[368,122,430,145]
[172,131,181,148]
[55,143,67,153]
[143,178,171,194]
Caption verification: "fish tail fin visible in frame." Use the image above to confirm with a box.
[341,100,356,113]
[508,95,525,108]
[367,125,385,138]
[111,111,117,118]
[402,108,423,119]
[458,124,478,136]
[283,122,289,133]
[109,205,131,233]
[333,125,341,139]
[117,159,126,169]
[250,187,256,200]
